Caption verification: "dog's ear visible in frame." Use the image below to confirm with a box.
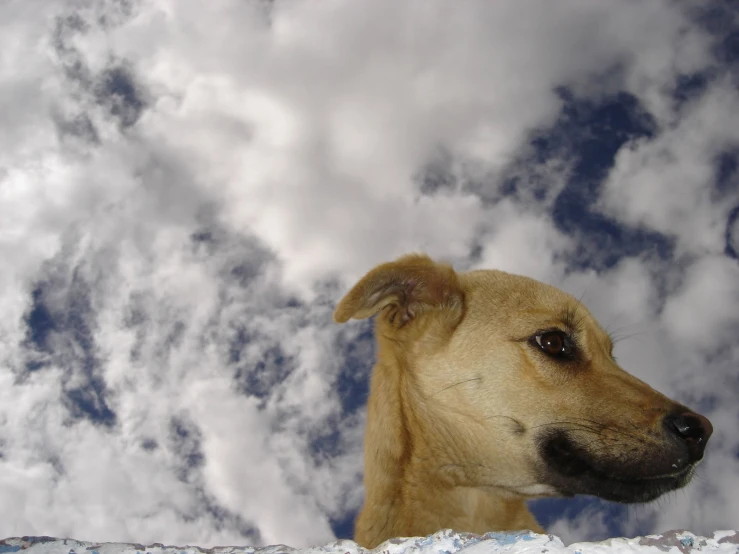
[333,254,463,327]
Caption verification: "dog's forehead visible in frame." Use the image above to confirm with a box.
[460,269,599,334]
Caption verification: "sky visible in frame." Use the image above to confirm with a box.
[0,0,738,548]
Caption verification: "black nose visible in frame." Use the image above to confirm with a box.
[664,411,713,462]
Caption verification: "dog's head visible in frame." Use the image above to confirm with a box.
[335,254,712,503]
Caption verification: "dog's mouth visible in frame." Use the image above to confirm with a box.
[538,429,698,503]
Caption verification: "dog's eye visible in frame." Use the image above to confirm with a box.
[534,331,575,359]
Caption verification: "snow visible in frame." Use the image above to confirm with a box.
[2,530,738,554]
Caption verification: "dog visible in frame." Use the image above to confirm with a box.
[333,254,713,548]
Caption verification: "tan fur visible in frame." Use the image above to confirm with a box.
[335,254,710,548]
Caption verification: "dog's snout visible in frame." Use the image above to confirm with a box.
[664,411,713,461]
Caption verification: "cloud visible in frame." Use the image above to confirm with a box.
[598,79,739,256]
[0,0,737,548]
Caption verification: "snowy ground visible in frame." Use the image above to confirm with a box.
[2,530,739,554]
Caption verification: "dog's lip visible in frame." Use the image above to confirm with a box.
[552,451,694,484]
[591,464,692,484]
[544,455,696,502]
[631,465,694,481]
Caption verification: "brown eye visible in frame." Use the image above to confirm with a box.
[534,331,574,359]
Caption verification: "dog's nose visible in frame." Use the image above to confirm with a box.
[664,411,713,461]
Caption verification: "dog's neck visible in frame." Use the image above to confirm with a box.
[355,338,542,548]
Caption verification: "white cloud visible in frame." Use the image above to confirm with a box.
[662,255,739,352]
[0,0,736,548]
[475,199,574,282]
[598,80,739,256]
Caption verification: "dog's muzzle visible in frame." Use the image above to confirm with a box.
[537,409,713,503]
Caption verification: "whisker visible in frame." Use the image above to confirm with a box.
[432,377,482,396]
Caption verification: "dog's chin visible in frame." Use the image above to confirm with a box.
[538,430,697,503]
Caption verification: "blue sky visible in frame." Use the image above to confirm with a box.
[0,0,738,548]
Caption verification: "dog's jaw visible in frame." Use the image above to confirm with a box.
[537,428,704,503]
